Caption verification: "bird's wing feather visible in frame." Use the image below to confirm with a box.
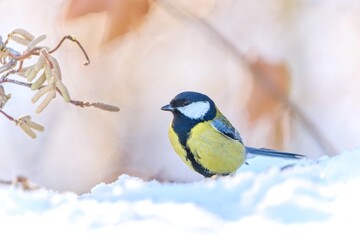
[211,115,243,143]
[246,146,305,159]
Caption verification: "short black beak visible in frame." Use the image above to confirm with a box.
[161,104,174,112]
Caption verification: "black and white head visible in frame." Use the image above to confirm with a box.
[161,91,217,122]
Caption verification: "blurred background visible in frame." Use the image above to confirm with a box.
[1,0,360,193]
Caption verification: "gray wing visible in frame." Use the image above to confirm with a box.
[211,115,243,144]
[246,146,305,159]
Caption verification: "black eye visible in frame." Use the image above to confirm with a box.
[170,99,191,108]
[182,100,190,106]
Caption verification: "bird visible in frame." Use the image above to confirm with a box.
[161,91,305,178]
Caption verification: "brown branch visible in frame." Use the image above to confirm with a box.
[48,35,90,66]
[1,30,116,139]
[6,47,41,60]
[0,59,17,74]
[1,77,32,88]
[0,176,38,190]
[5,35,90,67]
[0,179,11,184]
[0,109,18,123]
[56,88,120,112]
[69,100,120,112]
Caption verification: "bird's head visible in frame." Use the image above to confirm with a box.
[161,91,217,122]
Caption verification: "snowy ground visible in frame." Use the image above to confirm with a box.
[1,148,360,239]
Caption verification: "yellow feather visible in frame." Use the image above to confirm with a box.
[168,125,194,171]
[168,120,246,175]
[187,121,246,175]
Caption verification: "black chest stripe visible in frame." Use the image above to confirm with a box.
[171,109,223,177]
[172,118,215,177]
[183,146,214,178]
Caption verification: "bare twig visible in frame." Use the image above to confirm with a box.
[1,77,32,88]
[69,100,120,112]
[0,176,39,190]
[0,109,17,123]
[5,35,90,66]
[48,35,90,66]
[1,29,119,138]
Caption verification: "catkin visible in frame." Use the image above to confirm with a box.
[0,86,10,109]
[25,55,45,82]
[31,84,53,103]
[11,29,34,41]
[27,34,46,50]
[47,55,62,80]
[19,115,31,121]
[18,122,36,139]
[56,81,71,102]
[35,89,56,114]
[25,120,44,132]
[93,102,120,112]
[10,35,30,46]
[44,63,52,80]
[31,73,47,90]
[17,66,30,78]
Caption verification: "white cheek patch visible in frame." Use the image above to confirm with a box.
[178,101,210,120]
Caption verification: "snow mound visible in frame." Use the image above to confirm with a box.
[1,148,360,239]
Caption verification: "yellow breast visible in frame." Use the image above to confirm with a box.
[168,121,246,176]
[188,121,245,175]
[168,125,194,171]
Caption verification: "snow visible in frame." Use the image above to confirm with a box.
[1,149,360,239]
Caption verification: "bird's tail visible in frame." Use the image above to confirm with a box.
[246,146,305,159]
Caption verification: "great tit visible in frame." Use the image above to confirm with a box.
[161,91,304,177]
